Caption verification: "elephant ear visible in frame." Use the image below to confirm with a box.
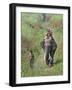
[40,40,45,50]
[51,39,57,51]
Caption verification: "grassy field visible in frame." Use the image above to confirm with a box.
[21,13,63,77]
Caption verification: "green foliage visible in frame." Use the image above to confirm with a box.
[21,13,63,77]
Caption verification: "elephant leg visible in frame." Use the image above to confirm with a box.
[50,48,56,65]
[44,51,49,65]
[44,46,50,65]
[50,38,57,63]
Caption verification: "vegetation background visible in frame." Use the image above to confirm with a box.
[21,13,63,77]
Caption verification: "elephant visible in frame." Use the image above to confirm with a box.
[41,31,57,67]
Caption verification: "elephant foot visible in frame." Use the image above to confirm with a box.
[48,63,52,67]
[46,59,54,67]
[48,60,54,67]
